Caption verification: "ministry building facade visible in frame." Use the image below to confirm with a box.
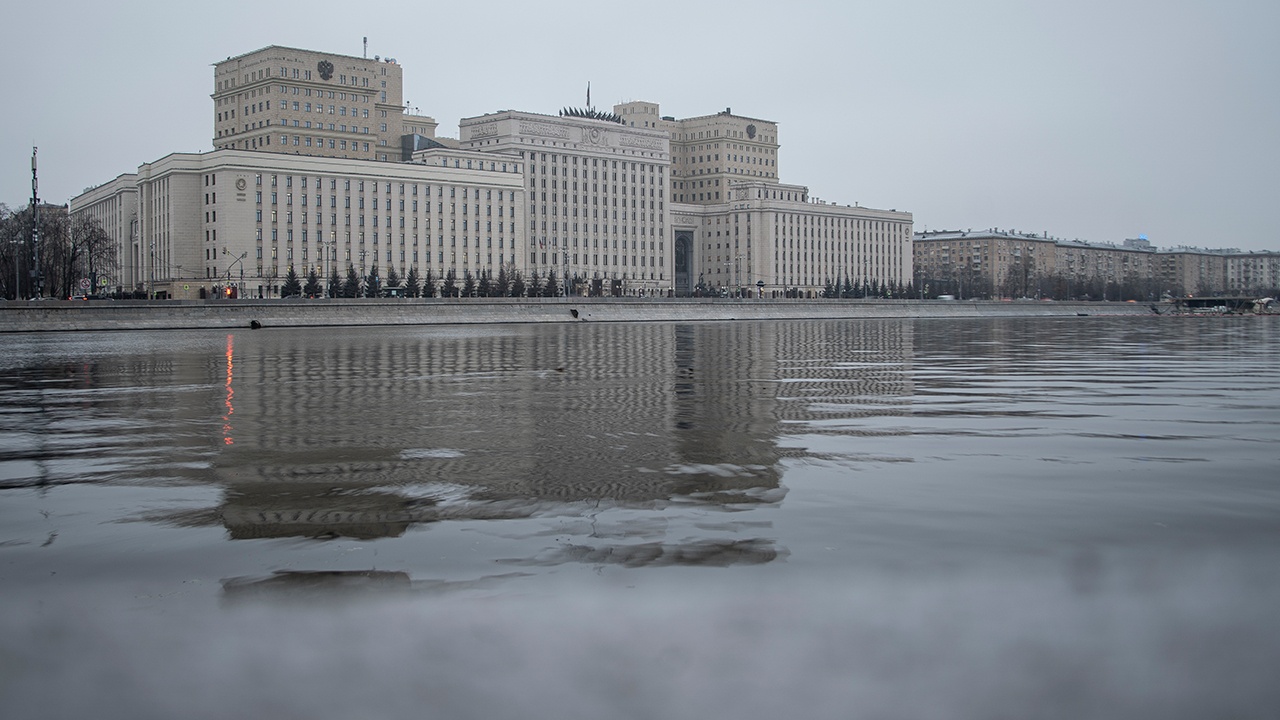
[72,45,912,300]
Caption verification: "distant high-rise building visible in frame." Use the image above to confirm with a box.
[913,230,1280,299]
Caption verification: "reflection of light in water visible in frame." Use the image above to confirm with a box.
[222,334,234,445]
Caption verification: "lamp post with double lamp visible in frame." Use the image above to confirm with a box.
[321,237,336,297]
[222,248,246,299]
[359,250,367,297]
[721,255,744,298]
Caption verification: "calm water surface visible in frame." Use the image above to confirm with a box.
[2,317,1278,719]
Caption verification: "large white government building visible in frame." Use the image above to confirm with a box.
[71,45,912,299]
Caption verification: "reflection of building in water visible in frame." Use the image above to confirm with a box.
[220,484,414,540]
[671,322,778,464]
[206,323,789,538]
[0,335,246,490]
[766,319,916,426]
[221,570,412,605]
[2,320,914,543]
[204,320,915,539]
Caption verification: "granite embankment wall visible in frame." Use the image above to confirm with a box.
[0,298,1155,333]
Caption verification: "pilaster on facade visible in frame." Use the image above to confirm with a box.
[459,109,673,295]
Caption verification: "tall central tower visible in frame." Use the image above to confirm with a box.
[614,102,780,205]
[211,45,436,162]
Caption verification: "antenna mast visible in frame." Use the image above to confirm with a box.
[363,37,368,59]
[30,147,42,299]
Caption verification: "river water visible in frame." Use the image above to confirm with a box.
[2,317,1278,719]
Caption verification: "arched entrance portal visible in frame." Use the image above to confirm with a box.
[674,231,694,297]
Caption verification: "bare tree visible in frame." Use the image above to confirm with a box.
[0,205,113,299]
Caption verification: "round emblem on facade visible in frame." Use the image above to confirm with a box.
[746,124,757,139]
[235,178,247,191]
[590,128,601,144]
[318,60,334,81]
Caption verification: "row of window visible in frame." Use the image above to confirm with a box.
[256,191,515,217]
[251,210,518,234]
[677,153,775,167]
[218,61,388,92]
[528,252,666,269]
[523,153,664,173]
[238,230,515,251]
[675,129,776,143]
[527,237,661,251]
[531,222,663,237]
[207,251,522,280]
[253,174,517,199]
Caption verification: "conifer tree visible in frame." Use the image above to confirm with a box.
[423,268,438,298]
[328,267,342,298]
[303,268,321,297]
[281,266,302,297]
[342,265,361,298]
[404,267,421,298]
[496,266,510,297]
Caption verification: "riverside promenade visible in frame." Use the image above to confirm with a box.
[0,297,1154,333]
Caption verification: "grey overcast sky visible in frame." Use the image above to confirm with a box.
[2,0,1277,250]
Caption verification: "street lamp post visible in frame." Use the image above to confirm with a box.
[321,238,335,297]
[222,248,246,299]
[10,236,20,300]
